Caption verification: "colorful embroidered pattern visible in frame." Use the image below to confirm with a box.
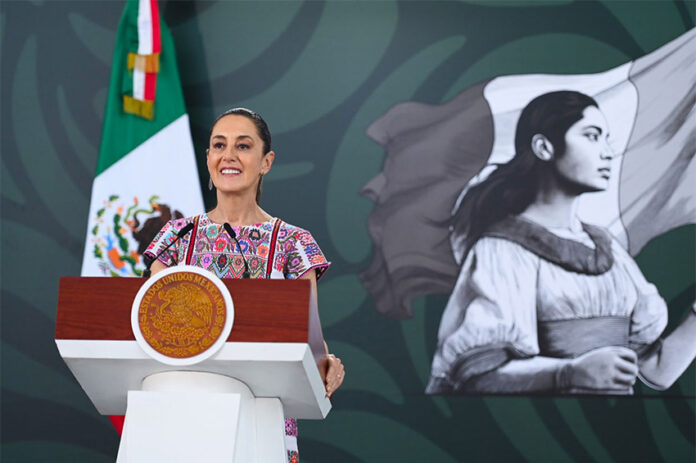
[285,418,298,436]
[288,450,299,463]
[144,214,330,281]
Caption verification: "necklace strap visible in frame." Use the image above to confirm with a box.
[184,215,200,265]
[266,218,283,279]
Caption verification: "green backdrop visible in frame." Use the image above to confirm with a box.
[2,1,694,461]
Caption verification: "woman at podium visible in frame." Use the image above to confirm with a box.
[144,107,345,463]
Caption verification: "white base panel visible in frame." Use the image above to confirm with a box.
[115,372,287,463]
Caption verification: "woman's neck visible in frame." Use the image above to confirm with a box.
[208,192,271,226]
[520,167,586,230]
[522,186,581,231]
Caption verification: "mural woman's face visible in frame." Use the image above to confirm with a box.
[554,106,614,193]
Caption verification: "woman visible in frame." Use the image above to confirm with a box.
[144,107,345,461]
[426,91,696,394]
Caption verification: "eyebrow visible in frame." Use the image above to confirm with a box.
[211,134,254,142]
[582,125,603,134]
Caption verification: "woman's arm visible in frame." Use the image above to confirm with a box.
[301,270,345,397]
[458,346,639,393]
[612,239,695,390]
[638,307,696,390]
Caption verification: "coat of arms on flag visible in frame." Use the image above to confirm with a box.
[88,195,183,276]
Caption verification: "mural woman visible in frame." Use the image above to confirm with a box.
[426,91,696,394]
[144,108,345,461]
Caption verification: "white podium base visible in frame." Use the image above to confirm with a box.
[116,371,286,463]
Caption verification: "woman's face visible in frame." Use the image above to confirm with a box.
[554,106,614,193]
[207,115,273,196]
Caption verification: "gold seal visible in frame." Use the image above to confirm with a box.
[137,271,227,358]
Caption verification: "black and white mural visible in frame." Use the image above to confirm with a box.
[361,29,696,395]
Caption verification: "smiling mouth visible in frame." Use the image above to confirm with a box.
[220,168,241,175]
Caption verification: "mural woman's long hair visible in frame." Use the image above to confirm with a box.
[450,90,599,260]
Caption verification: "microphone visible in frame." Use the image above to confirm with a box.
[223,223,250,278]
[142,222,194,277]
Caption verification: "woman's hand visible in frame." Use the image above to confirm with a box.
[302,271,345,396]
[148,259,168,276]
[566,346,638,390]
[323,353,345,398]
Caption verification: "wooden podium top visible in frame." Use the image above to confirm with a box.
[56,277,322,350]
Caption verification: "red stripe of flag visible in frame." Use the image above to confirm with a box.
[110,415,125,435]
[144,72,157,100]
[144,0,160,101]
[150,0,161,53]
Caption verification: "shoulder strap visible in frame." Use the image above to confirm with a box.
[184,215,200,265]
[266,218,283,279]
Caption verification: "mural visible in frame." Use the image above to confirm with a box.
[2,1,694,462]
[361,32,696,396]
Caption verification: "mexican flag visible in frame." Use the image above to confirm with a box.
[81,0,204,277]
[361,29,696,319]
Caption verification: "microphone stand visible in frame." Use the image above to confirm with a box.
[223,223,251,279]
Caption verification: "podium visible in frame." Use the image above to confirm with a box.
[55,275,331,462]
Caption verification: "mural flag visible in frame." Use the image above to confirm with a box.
[81,0,204,277]
[361,29,696,319]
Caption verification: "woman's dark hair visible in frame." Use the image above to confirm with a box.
[450,90,598,258]
[210,107,272,204]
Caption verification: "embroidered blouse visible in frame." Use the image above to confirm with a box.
[143,213,330,281]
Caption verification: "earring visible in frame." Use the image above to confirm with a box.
[208,177,213,190]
